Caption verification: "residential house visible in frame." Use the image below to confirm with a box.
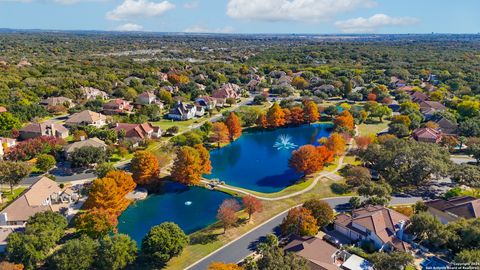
[103,99,133,115]
[137,91,162,107]
[407,91,429,103]
[419,101,447,119]
[157,72,168,82]
[390,76,406,88]
[0,177,79,226]
[435,117,458,135]
[114,123,162,140]
[212,83,240,103]
[268,70,286,78]
[40,96,74,108]
[334,205,410,252]
[397,85,414,91]
[284,236,341,270]
[167,101,196,120]
[284,236,373,270]
[411,127,442,144]
[314,85,337,96]
[16,58,31,68]
[160,85,178,93]
[195,96,217,110]
[246,79,262,92]
[195,105,205,117]
[123,76,143,85]
[0,107,7,113]
[65,110,107,128]
[64,137,107,157]
[0,137,16,158]
[425,196,480,224]
[80,86,109,100]
[19,123,69,140]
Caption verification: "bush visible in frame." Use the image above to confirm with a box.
[330,183,351,194]
[36,154,56,172]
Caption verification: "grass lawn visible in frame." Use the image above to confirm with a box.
[0,187,28,210]
[166,177,352,270]
[152,118,205,134]
[357,120,391,137]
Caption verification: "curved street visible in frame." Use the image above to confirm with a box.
[186,195,422,270]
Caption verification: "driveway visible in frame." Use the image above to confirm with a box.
[186,196,421,270]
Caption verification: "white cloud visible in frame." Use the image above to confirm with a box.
[183,0,198,9]
[115,23,144,31]
[183,25,234,33]
[226,0,376,22]
[335,13,418,33]
[106,0,175,21]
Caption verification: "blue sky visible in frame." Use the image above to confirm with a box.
[0,0,479,34]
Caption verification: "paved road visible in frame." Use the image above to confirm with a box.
[186,196,422,270]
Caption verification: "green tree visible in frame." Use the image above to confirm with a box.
[302,199,334,227]
[358,138,452,189]
[96,234,138,270]
[454,249,480,263]
[466,143,480,164]
[6,212,67,269]
[35,154,56,172]
[0,112,21,131]
[95,163,115,178]
[69,146,107,168]
[6,233,46,269]
[451,164,480,188]
[48,235,98,270]
[141,222,189,267]
[370,251,414,270]
[0,161,32,193]
[410,212,448,248]
[158,89,174,105]
[349,196,361,209]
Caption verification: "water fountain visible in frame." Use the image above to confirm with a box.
[184,201,192,206]
[273,134,297,150]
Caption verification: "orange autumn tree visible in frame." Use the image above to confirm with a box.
[355,136,373,150]
[281,207,319,236]
[334,110,355,131]
[322,133,347,155]
[131,151,160,185]
[84,171,136,215]
[256,113,268,128]
[210,122,230,148]
[217,199,241,233]
[289,145,334,176]
[76,208,119,238]
[303,100,320,123]
[208,262,243,270]
[242,195,263,220]
[290,106,304,125]
[225,112,242,141]
[171,146,206,185]
[195,144,212,175]
[282,108,291,125]
[266,103,286,127]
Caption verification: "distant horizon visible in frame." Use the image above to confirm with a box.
[1,27,479,36]
[0,1,478,34]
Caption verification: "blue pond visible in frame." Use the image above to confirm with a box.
[205,123,333,193]
[117,182,233,245]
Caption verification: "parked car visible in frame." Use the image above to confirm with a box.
[323,235,342,248]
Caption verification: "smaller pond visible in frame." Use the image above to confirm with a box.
[117,182,233,245]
